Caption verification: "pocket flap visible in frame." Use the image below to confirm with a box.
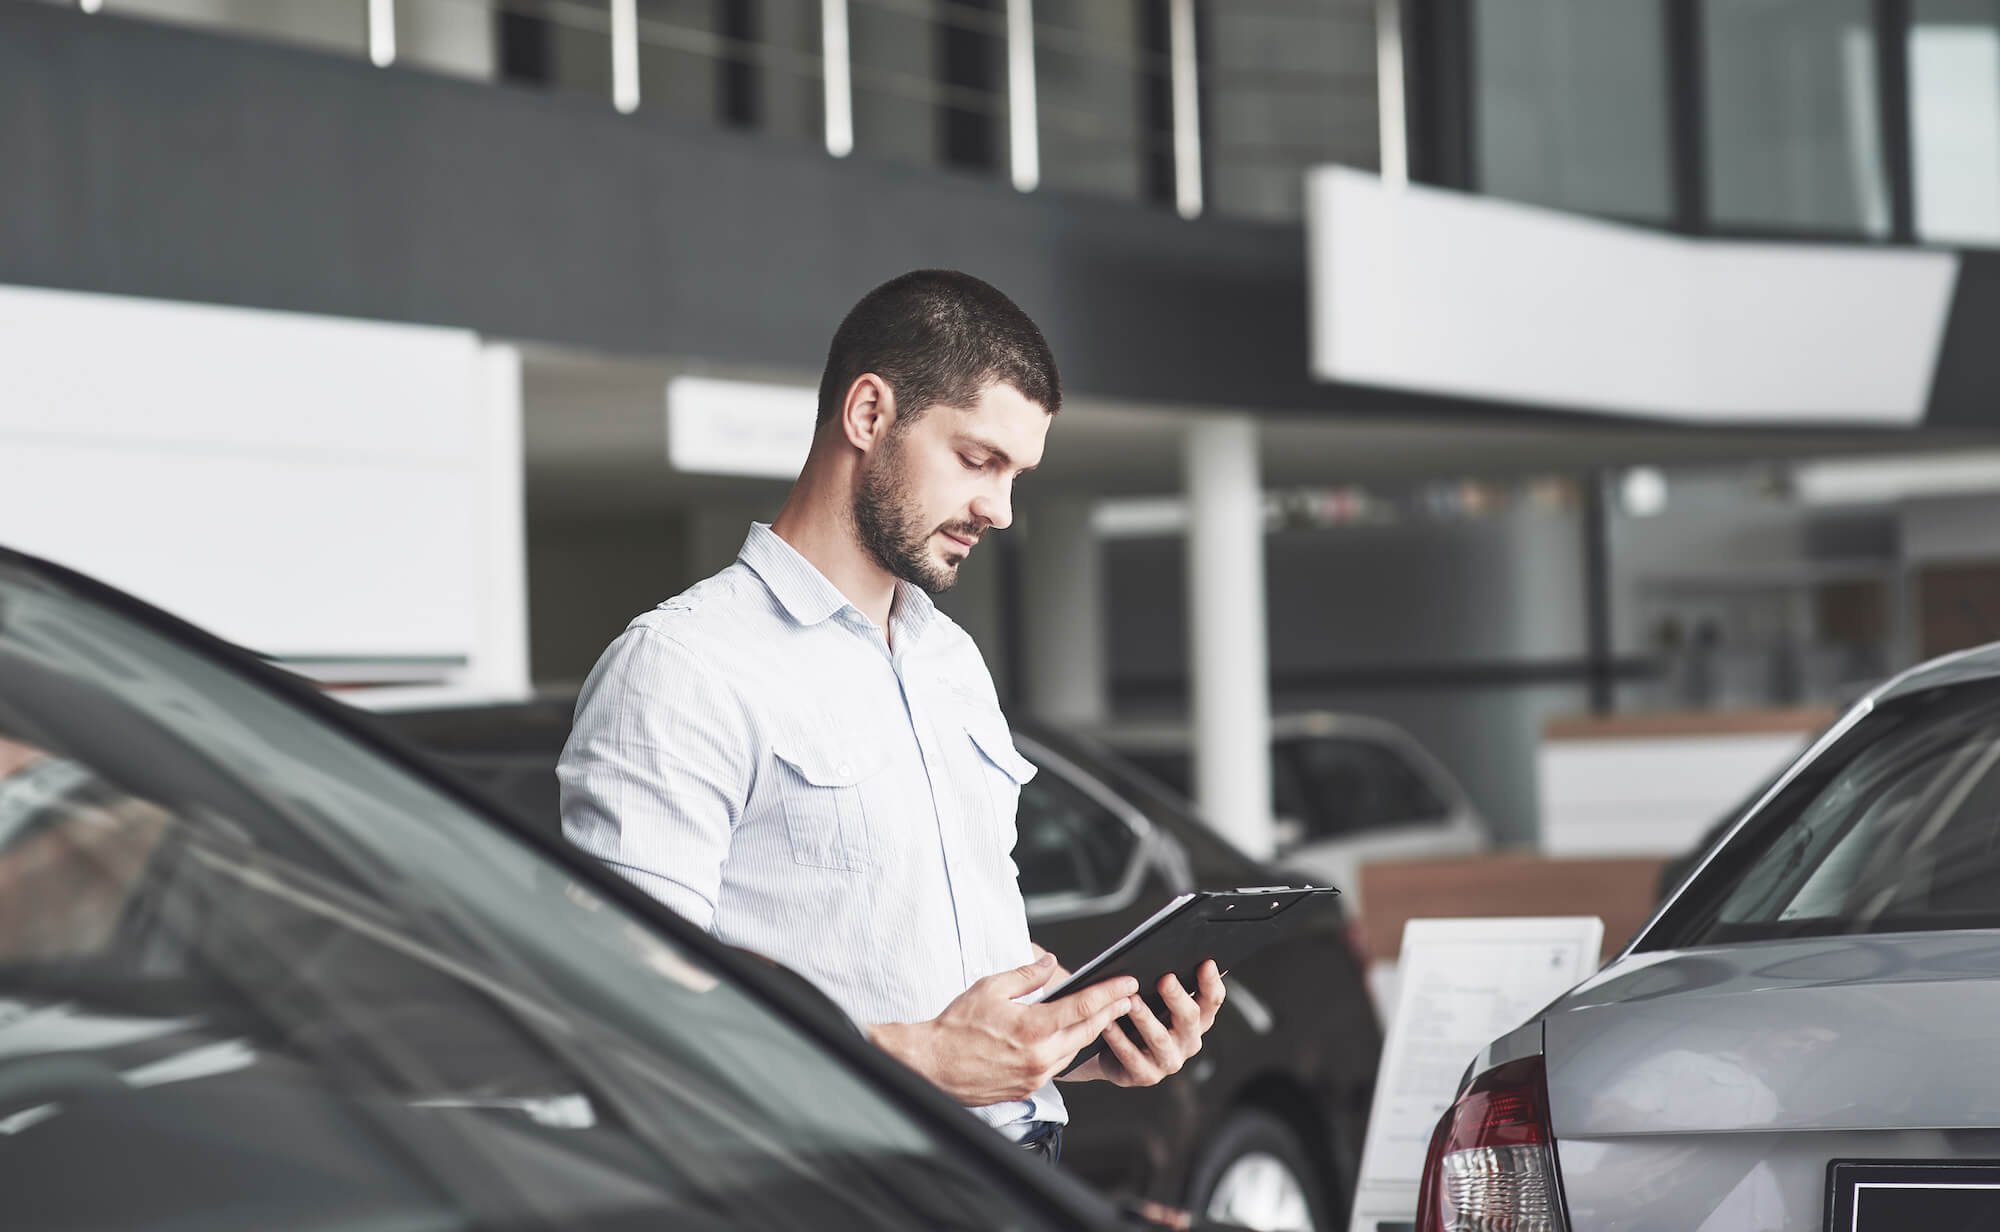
[966,721,1037,785]
[773,741,883,788]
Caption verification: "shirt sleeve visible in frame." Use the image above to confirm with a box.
[557,625,756,933]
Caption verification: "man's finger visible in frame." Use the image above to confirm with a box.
[1049,975,1140,1027]
[985,953,1060,1000]
[1126,995,1180,1061]
[1099,1016,1157,1084]
[1195,960,1227,1026]
[1047,992,1135,1059]
[1160,973,1200,1023]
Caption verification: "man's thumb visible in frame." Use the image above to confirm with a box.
[989,952,1057,997]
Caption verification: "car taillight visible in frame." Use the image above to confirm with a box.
[1415,1055,1564,1232]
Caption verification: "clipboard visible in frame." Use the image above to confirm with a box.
[1020,885,1342,1075]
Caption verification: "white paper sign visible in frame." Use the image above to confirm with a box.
[1346,917,1604,1232]
[665,375,816,479]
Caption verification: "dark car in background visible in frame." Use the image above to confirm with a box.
[0,545,1244,1232]
[1090,713,1489,920]
[383,702,1384,1232]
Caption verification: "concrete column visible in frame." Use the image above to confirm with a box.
[1021,495,1107,725]
[1184,415,1273,858]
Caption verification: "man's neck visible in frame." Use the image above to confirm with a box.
[770,493,898,633]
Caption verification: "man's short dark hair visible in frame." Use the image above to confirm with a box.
[815,270,1061,429]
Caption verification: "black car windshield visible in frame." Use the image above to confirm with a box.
[0,559,1048,1232]
[1668,680,2000,946]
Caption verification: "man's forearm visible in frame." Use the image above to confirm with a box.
[867,1020,941,1090]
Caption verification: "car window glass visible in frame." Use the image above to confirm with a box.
[1014,759,1140,904]
[0,562,1047,1232]
[435,751,562,834]
[1709,690,2000,938]
[1119,749,1191,799]
[1111,746,1313,829]
[1269,749,1312,830]
[1280,736,1450,841]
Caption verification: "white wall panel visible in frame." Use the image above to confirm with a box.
[0,283,523,696]
[1539,731,1812,856]
[1306,167,1958,424]
[3,439,479,656]
[1,283,480,456]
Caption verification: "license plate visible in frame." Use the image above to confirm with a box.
[1827,1160,2000,1231]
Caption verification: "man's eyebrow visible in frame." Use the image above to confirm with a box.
[957,433,1038,473]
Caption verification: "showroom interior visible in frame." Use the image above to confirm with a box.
[9,1,2000,1230]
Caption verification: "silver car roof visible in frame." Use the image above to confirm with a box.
[1873,640,2000,703]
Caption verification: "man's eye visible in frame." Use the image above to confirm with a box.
[959,454,984,471]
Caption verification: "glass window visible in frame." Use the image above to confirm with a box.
[848,0,1009,176]
[1014,760,1140,903]
[632,1,727,123]
[100,0,368,59]
[394,0,501,81]
[0,559,1048,1230]
[1113,745,1312,831]
[1203,3,1381,221]
[1278,736,1451,842]
[1473,0,1673,222]
[1119,748,1192,799]
[1032,0,1170,203]
[1703,0,1891,235]
[494,0,616,99]
[1911,0,2000,246]
[1683,682,2000,943]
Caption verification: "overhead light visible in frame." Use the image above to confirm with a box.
[368,0,396,67]
[1793,451,2000,505]
[1619,467,1668,517]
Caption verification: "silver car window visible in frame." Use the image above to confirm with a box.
[0,561,1047,1232]
[1696,685,2000,941]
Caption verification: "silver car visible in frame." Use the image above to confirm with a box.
[1416,642,2000,1232]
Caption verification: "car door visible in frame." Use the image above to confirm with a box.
[0,549,1137,1232]
[1011,739,1201,1204]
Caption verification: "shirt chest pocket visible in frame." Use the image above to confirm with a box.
[962,718,1037,860]
[771,739,886,872]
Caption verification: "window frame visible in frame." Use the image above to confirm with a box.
[1013,734,1162,925]
[1420,0,1931,246]
[1637,677,2000,952]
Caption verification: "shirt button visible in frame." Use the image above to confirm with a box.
[838,763,853,777]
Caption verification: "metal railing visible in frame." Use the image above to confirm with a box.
[73,0,1208,218]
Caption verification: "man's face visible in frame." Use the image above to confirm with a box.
[853,381,1050,594]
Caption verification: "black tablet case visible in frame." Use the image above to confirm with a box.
[1041,886,1341,1076]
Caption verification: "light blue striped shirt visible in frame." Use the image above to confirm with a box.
[558,523,1063,1133]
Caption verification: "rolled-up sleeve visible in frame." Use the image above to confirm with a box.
[558,625,755,933]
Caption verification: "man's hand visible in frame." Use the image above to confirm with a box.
[868,953,1137,1106]
[1061,959,1226,1088]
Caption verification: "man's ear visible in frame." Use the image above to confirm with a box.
[839,373,897,452]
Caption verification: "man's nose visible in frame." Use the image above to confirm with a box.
[971,482,1013,531]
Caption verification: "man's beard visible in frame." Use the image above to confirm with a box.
[853,435,977,595]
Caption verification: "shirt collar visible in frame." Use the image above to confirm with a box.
[737,523,938,644]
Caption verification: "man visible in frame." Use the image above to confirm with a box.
[559,270,1224,1161]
